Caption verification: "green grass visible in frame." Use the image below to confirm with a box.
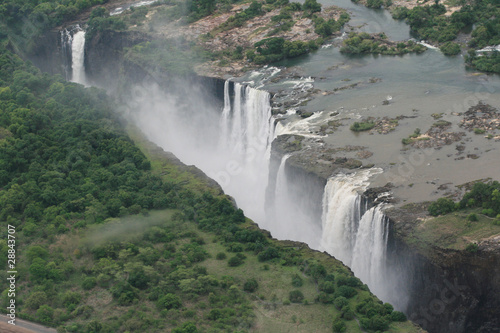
[407,208,500,250]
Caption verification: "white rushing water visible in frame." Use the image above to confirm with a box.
[133,79,275,223]
[217,81,275,222]
[272,154,292,237]
[71,29,86,85]
[320,168,402,308]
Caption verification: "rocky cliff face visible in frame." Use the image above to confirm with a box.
[84,29,227,107]
[24,30,66,77]
[84,30,150,89]
[386,207,500,333]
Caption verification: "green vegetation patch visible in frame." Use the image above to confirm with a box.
[389,0,500,72]
[247,37,322,64]
[440,41,461,56]
[340,32,426,55]
[350,121,375,132]
[411,180,500,250]
[408,208,500,250]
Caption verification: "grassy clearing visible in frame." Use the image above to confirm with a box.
[408,208,500,250]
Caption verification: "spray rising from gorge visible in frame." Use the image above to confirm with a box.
[59,35,402,307]
[122,76,403,308]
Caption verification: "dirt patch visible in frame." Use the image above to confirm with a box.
[460,102,500,140]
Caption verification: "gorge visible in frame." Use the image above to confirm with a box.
[21,0,500,332]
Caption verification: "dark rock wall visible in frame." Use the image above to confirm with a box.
[84,30,150,89]
[24,30,66,77]
[387,218,500,333]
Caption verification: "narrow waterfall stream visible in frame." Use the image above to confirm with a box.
[70,28,86,85]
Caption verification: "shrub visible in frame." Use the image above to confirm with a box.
[25,291,47,310]
[82,277,97,290]
[332,317,346,332]
[335,285,357,299]
[157,293,182,310]
[243,278,259,292]
[228,255,244,267]
[172,321,198,333]
[62,291,82,307]
[291,274,303,287]
[320,281,336,294]
[466,243,478,253]
[334,296,348,309]
[440,42,461,56]
[342,306,355,320]
[289,290,304,303]
[307,263,327,280]
[391,311,407,321]
[402,137,413,145]
[318,292,333,304]
[482,208,496,217]
[467,213,478,222]
[257,247,280,261]
[216,252,227,260]
[36,305,54,325]
[474,128,486,134]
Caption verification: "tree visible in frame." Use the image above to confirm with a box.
[303,0,321,14]
[332,317,346,332]
[25,291,47,310]
[29,258,48,281]
[157,293,182,310]
[243,278,259,292]
[428,197,456,216]
[172,322,198,333]
[289,290,304,303]
[36,305,54,325]
[367,0,383,8]
[440,42,461,55]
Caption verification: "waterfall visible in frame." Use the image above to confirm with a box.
[220,82,274,161]
[217,80,275,222]
[272,154,291,236]
[320,169,398,307]
[71,29,86,85]
[60,29,73,80]
[351,206,389,298]
[218,80,231,149]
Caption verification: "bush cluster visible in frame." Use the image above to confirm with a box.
[341,32,426,55]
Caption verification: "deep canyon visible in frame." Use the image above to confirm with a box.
[25,0,500,331]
